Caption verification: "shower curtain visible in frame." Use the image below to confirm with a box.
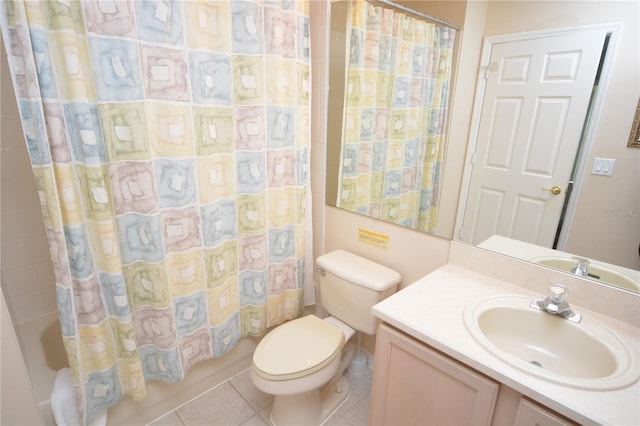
[337,0,455,232]
[1,1,311,423]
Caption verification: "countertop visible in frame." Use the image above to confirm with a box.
[372,264,640,425]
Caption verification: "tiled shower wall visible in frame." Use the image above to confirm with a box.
[0,40,58,325]
[309,0,330,303]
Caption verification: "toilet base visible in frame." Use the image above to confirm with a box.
[270,376,351,425]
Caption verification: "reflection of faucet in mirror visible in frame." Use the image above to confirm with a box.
[478,235,640,294]
[570,257,590,278]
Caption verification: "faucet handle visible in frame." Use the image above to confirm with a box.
[531,283,581,323]
[546,283,568,304]
[571,256,590,266]
[570,257,590,276]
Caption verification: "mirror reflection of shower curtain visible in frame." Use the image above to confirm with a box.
[0,1,311,423]
[337,0,455,232]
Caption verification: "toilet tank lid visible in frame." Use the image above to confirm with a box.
[316,249,401,291]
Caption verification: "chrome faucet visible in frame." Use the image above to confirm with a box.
[529,284,582,323]
[570,257,590,277]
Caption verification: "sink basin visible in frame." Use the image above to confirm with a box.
[464,296,639,390]
[531,256,640,293]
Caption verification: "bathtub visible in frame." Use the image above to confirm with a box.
[16,313,259,425]
[16,313,67,425]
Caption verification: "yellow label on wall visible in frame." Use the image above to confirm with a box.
[358,228,389,249]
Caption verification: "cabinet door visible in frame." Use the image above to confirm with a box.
[514,398,578,426]
[371,323,499,425]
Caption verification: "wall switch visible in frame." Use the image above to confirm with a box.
[591,157,615,176]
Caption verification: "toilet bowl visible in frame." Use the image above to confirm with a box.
[251,315,356,424]
[250,250,401,425]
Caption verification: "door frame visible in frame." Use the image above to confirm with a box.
[454,22,624,249]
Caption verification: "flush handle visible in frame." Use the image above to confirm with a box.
[542,185,562,195]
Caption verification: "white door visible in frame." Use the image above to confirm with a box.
[460,28,608,247]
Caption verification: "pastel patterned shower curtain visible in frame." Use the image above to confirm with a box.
[1,0,311,422]
[337,0,455,231]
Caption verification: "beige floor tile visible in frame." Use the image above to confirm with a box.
[147,411,184,426]
[145,362,373,426]
[257,405,273,425]
[176,382,255,426]
[324,411,354,426]
[338,369,373,414]
[230,369,274,411]
[341,395,371,426]
[239,413,268,426]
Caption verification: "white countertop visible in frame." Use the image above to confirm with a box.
[372,264,640,425]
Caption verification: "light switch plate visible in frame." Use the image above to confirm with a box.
[591,157,615,176]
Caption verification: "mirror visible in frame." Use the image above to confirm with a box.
[326,0,463,236]
[325,0,639,292]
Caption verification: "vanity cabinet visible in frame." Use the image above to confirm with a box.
[370,323,499,425]
[371,323,578,426]
[513,398,577,425]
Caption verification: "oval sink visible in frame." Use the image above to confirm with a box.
[530,256,639,293]
[464,296,639,390]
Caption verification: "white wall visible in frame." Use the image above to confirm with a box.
[310,0,332,306]
[0,35,50,425]
[0,290,42,425]
[1,38,58,325]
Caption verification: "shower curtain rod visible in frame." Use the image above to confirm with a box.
[371,0,461,31]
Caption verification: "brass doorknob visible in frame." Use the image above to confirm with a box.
[542,185,562,195]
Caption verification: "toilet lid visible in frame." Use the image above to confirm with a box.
[253,315,345,380]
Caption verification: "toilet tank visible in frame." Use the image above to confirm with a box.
[316,250,401,335]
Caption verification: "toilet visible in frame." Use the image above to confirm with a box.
[251,249,401,425]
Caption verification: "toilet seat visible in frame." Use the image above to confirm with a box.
[253,315,345,381]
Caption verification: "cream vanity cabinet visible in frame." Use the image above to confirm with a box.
[370,323,578,425]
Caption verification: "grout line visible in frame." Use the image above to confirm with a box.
[228,373,260,415]
[173,409,187,426]
[226,378,260,426]
[227,366,252,382]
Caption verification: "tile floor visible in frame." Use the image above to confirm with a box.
[147,367,373,426]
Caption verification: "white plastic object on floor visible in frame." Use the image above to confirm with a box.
[348,352,368,375]
[50,368,107,426]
